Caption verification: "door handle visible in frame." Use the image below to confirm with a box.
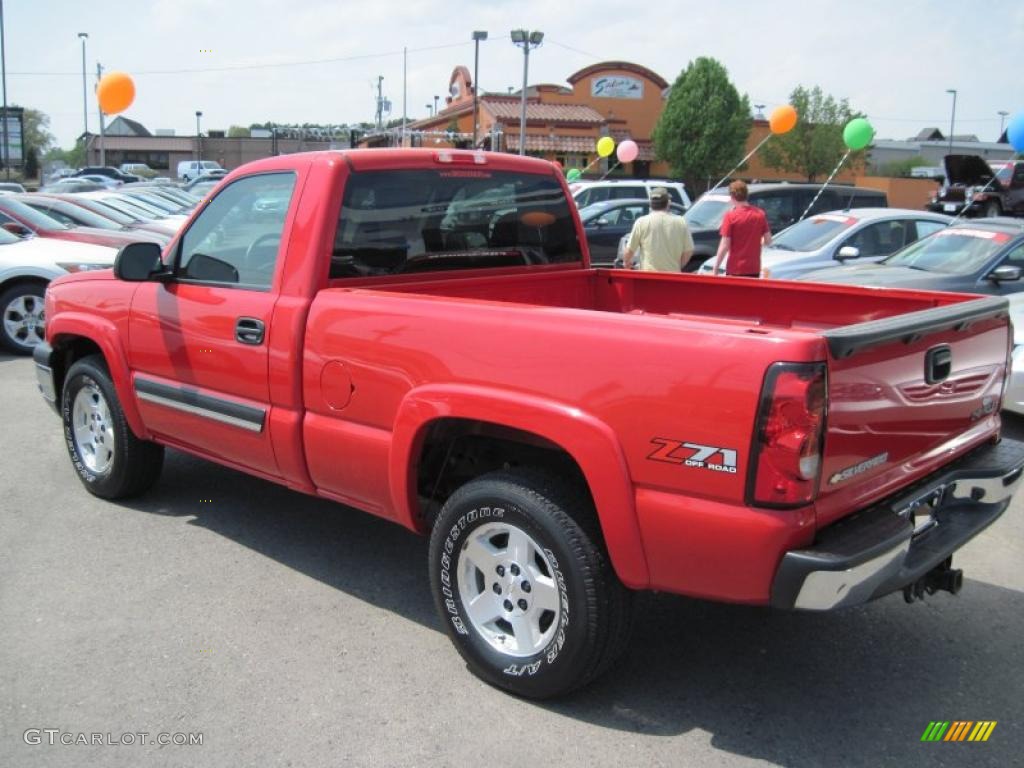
[235,317,265,345]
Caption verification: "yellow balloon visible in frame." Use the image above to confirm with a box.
[769,105,798,135]
[596,136,615,158]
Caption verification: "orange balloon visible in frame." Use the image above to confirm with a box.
[97,72,136,115]
[769,104,798,135]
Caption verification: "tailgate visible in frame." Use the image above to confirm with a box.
[815,296,1011,526]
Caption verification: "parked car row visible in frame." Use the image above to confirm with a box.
[0,178,215,353]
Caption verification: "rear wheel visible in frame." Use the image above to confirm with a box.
[428,469,633,698]
[0,282,46,354]
[61,355,164,499]
[984,201,1002,218]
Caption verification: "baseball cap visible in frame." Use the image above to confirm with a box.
[649,187,669,202]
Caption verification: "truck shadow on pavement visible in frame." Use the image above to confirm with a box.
[118,448,1022,768]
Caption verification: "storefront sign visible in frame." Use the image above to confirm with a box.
[591,76,643,100]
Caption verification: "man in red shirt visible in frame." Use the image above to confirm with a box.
[712,180,772,277]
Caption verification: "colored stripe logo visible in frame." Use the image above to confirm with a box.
[921,721,997,742]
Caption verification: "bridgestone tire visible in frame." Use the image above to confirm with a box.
[428,469,633,698]
[61,355,164,499]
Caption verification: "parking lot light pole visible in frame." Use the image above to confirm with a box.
[998,110,1009,138]
[78,33,89,139]
[945,89,957,156]
[511,29,543,156]
[195,110,203,166]
[472,31,487,146]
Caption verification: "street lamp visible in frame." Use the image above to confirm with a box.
[510,29,543,156]
[195,110,203,166]
[472,31,487,146]
[78,33,89,138]
[433,95,439,116]
[945,89,957,157]
[425,103,433,118]
[998,110,1009,138]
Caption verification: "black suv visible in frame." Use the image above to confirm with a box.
[926,155,1024,219]
[681,183,887,270]
[73,166,142,184]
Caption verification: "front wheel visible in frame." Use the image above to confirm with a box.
[984,201,1002,218]
[0,282,46,354]
[61,355,164,499]
[428,470,632,698]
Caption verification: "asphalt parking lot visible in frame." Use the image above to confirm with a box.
[1,351,1021,768]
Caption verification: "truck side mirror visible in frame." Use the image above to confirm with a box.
[837,246,860,261]
[114,241,167,281]
[988,265,1022,283]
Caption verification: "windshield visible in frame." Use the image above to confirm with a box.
[0,198,71,230]
[70,198,137,226]
[22,199,120,230]
[684,196,730,228]
[772,214,856,252]
[107,194,166,218]
[884,228,1010,274]
[124,192,180,214]
[0,227,21,245]
[332,168,582,278]
[993,164,1012,185]
[201,161,221,170]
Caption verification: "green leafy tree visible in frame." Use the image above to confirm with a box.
[14,106,56,156]
[652,57,751,193]
[227,125,250,138]
[878,155,931,177]
[761,86,863,181]
[23,147,39,178]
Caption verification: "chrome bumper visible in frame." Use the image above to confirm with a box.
[772,439,1024,611]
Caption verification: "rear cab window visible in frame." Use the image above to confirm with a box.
[330,169,582,279]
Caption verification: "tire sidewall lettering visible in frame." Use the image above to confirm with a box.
[437,502,573,676]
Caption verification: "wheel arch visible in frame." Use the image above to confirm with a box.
[391,383,649,589]
[48,313,148,439]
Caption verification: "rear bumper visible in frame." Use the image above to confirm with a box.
[771,438,1024,610]
[33,341,59,415]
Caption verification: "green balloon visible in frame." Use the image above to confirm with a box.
[843,118,874,151]
[566,168,582,182]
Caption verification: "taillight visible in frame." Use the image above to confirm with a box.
[747,362,827,508]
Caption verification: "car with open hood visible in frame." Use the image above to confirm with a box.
[926,155,1024,219]
[795,217,1024,295]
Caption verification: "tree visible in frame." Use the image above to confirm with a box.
[227,125,250,138]
[652,57,750,193]
[878,155,931,178]
[24,147,39,179]
[15,106,55,156]
[760,86,863,181]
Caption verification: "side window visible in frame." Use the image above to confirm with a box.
[589,187,611,204]
[28,206,75,227]
[611,186,645,200]
[177,172,296,288]
[754,193,799,231]
[1012,169,1024,189]
[806,190,841,216]
[664,188,683,204]
[615,205,646,226]
[913,220,946,241]
[575,189,592,208]
[1000,243,1024,270]
[844,220,908,258]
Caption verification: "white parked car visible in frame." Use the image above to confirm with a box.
[0,229,116,353]
[698,209,953,279]
[573,179,691,210]
[177,160,224,182]
[1005,293,1024,416]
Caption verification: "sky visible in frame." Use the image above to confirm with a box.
[4,0,1023,150]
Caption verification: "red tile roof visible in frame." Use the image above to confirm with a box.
[484,101,605,125]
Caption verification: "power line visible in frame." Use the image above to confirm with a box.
[8,40,471,76]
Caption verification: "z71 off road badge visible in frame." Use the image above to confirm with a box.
[647,439,738,474]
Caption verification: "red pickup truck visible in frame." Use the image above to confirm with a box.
[34,149,1024,698]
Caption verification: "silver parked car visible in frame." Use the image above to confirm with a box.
[698,208,953,278]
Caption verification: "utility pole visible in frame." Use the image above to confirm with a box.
[96,62,106,166]
[375,76,384,130]
[945,88,957,158]
[998,110,1009,139]
[401,48,407,145]
[0,0,9,179]
[78,33,89,138]
[472,31,487,146]
[511,30,544,156]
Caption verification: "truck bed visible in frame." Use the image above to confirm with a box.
[342,267,965,335]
